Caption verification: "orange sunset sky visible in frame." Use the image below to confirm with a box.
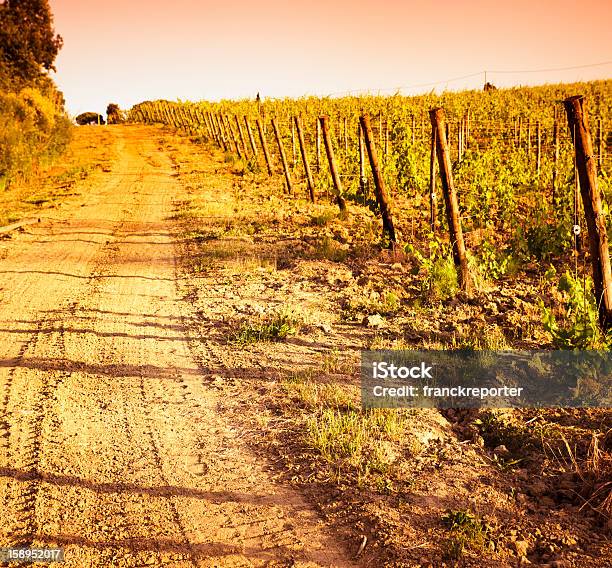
[49,0,612,116]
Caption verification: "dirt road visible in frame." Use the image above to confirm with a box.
[0,126,356,567]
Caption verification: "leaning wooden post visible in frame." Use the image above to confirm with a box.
[360,114,396,245]
[319,115,347,212]
[226,115,243,159]
[429,125,438,232]
[271,118,293,194]
[215,114,228,152]
[256,118,274,176]
[208,112,219,146]
[244,116,258,159]
[429,107,471,293]
[204,112,214,142]
[358,123,366,197]
[564,95,612,329]
[235,115,248,158]
[295,116,315,202]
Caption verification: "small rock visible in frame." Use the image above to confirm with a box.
[366,314,385,328]
[318,322,332,334]
[493,444,510,456]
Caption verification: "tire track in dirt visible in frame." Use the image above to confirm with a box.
[0,125,357,567]
[0,133,145,557]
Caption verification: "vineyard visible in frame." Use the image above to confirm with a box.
[0,79,611,567]
[130,80,612,344]
[2,0,611,565]
[122,82,612,565]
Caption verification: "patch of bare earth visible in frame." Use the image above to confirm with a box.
[0,125,358,567]
[168,132,611,567]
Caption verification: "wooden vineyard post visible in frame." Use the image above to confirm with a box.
[204,112,213,143]
[514,118,519,148]
[291,121,297,169]
[295,116,315,202]
[527,118,532,164]
[552,112,560,204]
[411,115,416,145]
[215,114,225,149]
[208,113,218,146]
[316,118,321,172]
[271,118,293,194]
[244,117,258,159]
[204,113,215,144]
[203,112,212,142]
[225,115,243,159]
[319,116,347,212]
[235,115,248,159]
[215,114,228,152]
[256,118,274,176]
[429,125,438,232]
[359,114,396,245]
[564,95,612,329]
[598,118,603,170]
[384,121,389,157]
[536,121,542,178]
[429,107,471,293]
[358,123,366,197]
[344,117,348,157]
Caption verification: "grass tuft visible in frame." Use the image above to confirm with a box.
[230,308,302,345]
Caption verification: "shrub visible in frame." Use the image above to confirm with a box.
[0,87,72,186]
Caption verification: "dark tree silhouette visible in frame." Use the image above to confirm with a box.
[106,103,125,124]
[0,0,63,88]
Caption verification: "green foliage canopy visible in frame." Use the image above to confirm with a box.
[0,0,63,89]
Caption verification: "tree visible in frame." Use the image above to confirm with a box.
[0,0,63,89]
[106,103,125,124]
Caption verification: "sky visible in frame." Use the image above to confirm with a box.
[48,0,612,116]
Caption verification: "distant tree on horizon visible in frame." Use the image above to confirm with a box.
[106,103,125,124]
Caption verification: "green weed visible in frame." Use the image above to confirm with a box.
[230,308,302,345]
[541,269,607,349]
[441,509,491,559]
